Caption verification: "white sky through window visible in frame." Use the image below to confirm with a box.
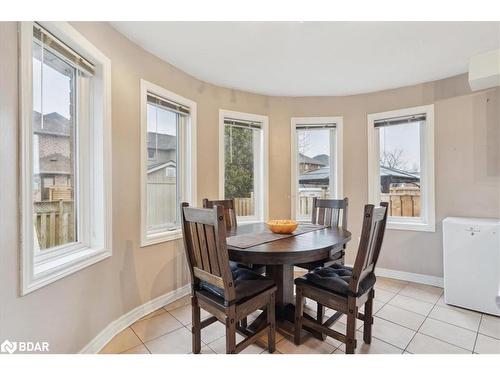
[379,121,421,172]
[298,129,330,158]
[32,56,71,119]
[147,103,176,135]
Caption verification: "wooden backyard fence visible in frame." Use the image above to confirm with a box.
[147,176,177,228]
[34,199,74,250]
[298,190,328,217]
[381,186,421,217]
[233,192,254,216]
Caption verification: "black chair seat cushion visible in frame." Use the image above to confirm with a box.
[296,250,344,271]
[200,267,275,303]
[229,261,249,271]
[230,261,266,275]
[295,264,376,297]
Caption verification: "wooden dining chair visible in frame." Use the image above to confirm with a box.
[202,198,237,230]
[181,202,277,354]
[294,202,388,354]
[296,197,349,271]
[203,198,265,274]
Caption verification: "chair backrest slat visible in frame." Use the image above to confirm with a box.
[205,225,221,276]
[311,197,349,230]
[203,198,237,230]
[196,222,212,273]
[181,202,235,302]
[348,202,389,295]
[317,207,325,225]
[189,222,204,271]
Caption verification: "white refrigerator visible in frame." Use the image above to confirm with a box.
[443,217,500,316]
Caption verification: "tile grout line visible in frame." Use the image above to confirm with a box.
[105,301,182,354]
[424,301,484,333]
[401,289,442,353]
[128,324,153,354]
[332,283,407,352]
[106,303,182,354]
[373,284,417,352]
[117,343,151,355]
[422,292,483,343]
[134,310,189,352]
[369,281,454,352]
[407,289,479,353]
[472,314,483,353]
[422,315,481,334]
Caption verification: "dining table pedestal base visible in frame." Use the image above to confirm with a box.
[242,264,343,340]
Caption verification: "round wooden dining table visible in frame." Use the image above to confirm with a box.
[226,222,352,336]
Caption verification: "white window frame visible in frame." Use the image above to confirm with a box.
[140,79,197,246]
[367,104,435,232]
[218,110,269,223]
[19,22,112,295]
[290,117,344,221]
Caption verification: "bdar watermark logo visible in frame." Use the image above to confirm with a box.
[0,340,17,354]
[1,339,49,354]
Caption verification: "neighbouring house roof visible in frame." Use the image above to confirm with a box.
[38,153,71,175]
[298,166,330,185]
[33,111,72,137]
[312,154,329,165]
[298,153,326,166]
[148,160,176,173]
[380,166,419,180]
[147,132,176,151]
[298,165,420,185]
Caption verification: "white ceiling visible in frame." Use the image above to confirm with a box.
[111,22,500,97]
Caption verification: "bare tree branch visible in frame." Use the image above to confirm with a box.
[380,149,408,170]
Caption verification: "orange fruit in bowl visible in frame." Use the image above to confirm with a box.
[266,220,299,234]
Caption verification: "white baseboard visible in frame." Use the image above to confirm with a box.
[79,284,191,354]
[375,267,444,288]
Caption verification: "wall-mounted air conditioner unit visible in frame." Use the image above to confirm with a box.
[469,49,500,92]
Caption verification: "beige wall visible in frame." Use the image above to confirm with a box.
[0,21,498,353]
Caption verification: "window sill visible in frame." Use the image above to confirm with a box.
[387,220,435,232]
[296,217,311,223]
[238,219,263,225]
[23,246,111,295]
[141,229,183,247]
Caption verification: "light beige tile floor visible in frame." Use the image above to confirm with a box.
[99,277,500,355]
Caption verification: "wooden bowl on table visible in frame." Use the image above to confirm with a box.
[266,220,298,234]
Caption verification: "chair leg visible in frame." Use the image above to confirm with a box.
[345,297,357,354]
[294,286,304,345]
[191,296,201,354]
[240,317,248,329]
[225,306,237,354]
[267,292,276,353]
[316,303,326,341]
[363,289,374,344]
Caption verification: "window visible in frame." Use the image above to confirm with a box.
[140,80,197,246]
[367,105,435,232]
[20,22,112,295]
[219,110,268,222]
[290,117,343,221]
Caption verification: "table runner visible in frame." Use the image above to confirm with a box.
[226,224,325,249]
